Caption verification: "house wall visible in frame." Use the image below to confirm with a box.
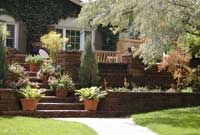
[0,14,27,53]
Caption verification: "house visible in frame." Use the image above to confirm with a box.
[0,0,104,53]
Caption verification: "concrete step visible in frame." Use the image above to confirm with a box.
[37,103,84,110]
[40,96,78,103]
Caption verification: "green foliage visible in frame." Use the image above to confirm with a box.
[132,107,200,135]
[25,55,45,65]
[40,31,66,62]
[19,85,45,99]
[178,34,200,57]
[78,0,200,65]
[75,87,107,101]
[0,23,8,87]
[1,0,80,52]
[98,25,119,51]
[79,36,99,87]
[8,63,25,78]
[106,87,131,92]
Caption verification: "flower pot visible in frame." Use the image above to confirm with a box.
[29,64,40,72]
[84,100,99,111]
[56,88,68,97]
[20,99,39,111]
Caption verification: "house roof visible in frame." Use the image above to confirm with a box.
[70,0,82,6]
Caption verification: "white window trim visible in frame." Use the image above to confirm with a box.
[5,22,19,49]
[55,26,95,51]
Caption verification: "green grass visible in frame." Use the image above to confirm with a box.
[132,107,200,135]
[0,117,97,135]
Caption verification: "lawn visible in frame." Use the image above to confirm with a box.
[0,117,97,135]
[132,107,200,135]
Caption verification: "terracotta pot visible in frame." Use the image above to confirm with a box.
[20,99,39,111]
[56,88,68,97]
[29,64,40,72]
[84,100,99,111]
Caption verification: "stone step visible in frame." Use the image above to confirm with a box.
[38,83,50,89]
[0,110,130,118]
[40,96,78,103]
[37,103,84,110]
[26,71,38,77]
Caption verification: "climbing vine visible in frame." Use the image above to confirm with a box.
[1,0,80,53]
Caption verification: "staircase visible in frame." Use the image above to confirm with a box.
[23,68,94,117]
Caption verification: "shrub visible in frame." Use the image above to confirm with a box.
[157,50,192,88]
[0,23,8,87]
[79,36,99,87]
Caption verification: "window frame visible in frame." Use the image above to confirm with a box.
[55,26,94,51]
[5,22,19,49]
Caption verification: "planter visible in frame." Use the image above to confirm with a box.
[29,64,40,72]
[20,99,39,111]
[56,88,68,97]
[84,100,99,111]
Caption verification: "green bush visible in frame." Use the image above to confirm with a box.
[0,23,8,87]
[79,36,99,87]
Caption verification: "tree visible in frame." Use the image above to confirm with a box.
[1,0,80,53]
[0,23,8,87]
[79,36,99,87]
[78,0,200,65]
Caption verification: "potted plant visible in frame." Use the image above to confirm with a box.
[75,87,107,111]
[8,63,26,81]
[48,74,73,97]
[37,63,55,83]
[19,85,45,111]
[40,31,68,63]
[25,55,45,72]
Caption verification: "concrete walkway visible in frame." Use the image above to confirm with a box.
[54,118,157,135]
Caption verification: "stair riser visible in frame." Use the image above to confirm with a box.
[37,105,84,110]
[40,98,77,103]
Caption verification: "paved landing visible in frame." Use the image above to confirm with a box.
[54,118,157,135]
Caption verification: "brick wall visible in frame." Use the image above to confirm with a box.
[98,92,200,114]
[0,89,20,111]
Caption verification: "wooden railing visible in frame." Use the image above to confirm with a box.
[95,50,122,63]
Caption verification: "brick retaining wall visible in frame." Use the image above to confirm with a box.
[99,92,200,114]
[0,89,20,111]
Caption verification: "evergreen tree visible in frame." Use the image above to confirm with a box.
[79,36,99,87]
[0,23,8,87]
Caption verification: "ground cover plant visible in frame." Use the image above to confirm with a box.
[0,117,97,135]
[132,107,200,135]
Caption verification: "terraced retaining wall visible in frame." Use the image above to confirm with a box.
[1,89,200,116]
[0,89,20,111]
[99,92,200,114]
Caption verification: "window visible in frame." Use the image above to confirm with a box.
[56,28,80,50]
[56,27,93,51]
[6,24,16,48]
[66,30,80,50]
